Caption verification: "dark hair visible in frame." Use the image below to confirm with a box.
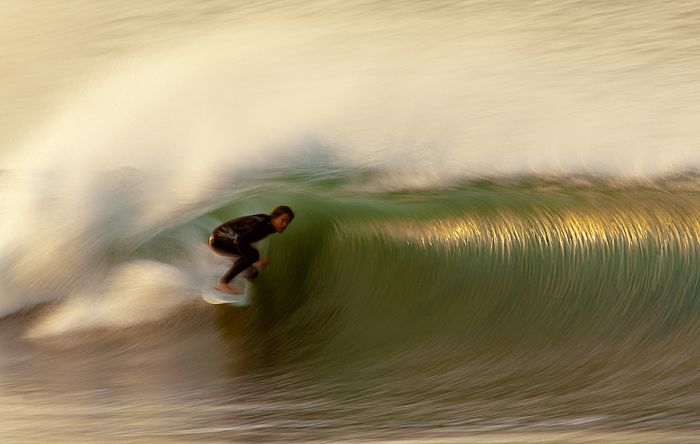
[271,205,294,220]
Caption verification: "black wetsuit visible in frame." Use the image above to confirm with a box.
[208,214,275,283]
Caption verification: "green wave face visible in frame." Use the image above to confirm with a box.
[182,174,700,370]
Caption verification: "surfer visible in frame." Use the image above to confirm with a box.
[208,205,294,295]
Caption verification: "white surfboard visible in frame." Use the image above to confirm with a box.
[202,275,252,306]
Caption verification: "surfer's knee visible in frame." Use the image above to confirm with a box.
[240,247,260,263]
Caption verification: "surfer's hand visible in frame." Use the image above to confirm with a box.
[254,257,271,268]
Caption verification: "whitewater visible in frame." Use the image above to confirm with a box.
[3,1,700,442]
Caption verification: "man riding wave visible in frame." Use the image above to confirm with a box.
[208,205,294,295]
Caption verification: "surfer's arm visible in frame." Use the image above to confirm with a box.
[254,257,270,268]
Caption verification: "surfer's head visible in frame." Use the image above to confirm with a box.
[271,205,294,233]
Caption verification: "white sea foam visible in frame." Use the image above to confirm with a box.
[25,260,197,338]
[4,12,700,176]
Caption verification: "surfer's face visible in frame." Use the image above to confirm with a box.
[272,213,292,233]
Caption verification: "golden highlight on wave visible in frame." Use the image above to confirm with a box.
[355,198,700,257]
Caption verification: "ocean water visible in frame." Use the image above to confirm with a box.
[3,2,700,443]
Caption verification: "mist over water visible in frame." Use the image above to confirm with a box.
[3,2,700,443]
[3,0,700,174]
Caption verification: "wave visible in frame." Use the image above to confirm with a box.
[1,10,700,342]
[5,173,700,341]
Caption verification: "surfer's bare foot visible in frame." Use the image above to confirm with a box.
[216,281,240,295]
